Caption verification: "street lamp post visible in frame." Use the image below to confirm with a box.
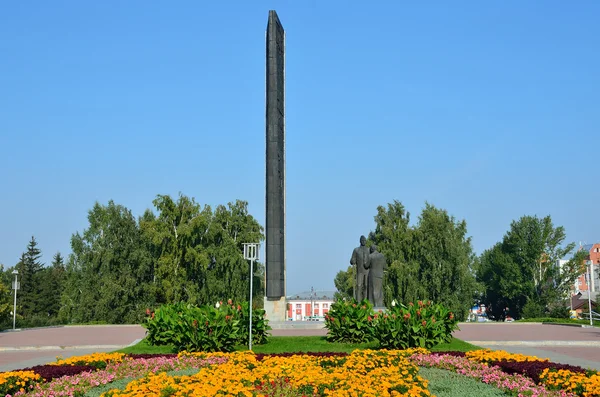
[587,261,593,326]
[11,270,19,330]
[243,243,260,351]
[310,286,314,320]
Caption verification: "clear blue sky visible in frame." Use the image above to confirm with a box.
[1,1,598,295]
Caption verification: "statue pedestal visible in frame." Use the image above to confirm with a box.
[264,296,287,322]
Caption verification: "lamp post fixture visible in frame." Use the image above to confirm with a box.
[243,243,260,351]
[587,261,594,326]
[11,270,19,330]
[310,286,316,320]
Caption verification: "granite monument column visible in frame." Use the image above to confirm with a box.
[264,10,287,320]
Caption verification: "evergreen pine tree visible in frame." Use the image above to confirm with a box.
[15,237,44,318]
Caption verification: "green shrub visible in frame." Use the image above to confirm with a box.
[236,301,271,345]
[142,300,270,352]
[324,298,376,343]
[143,302,188,346]
[373,300,458,349]
[521,299,545,319]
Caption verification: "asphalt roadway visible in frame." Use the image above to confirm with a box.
[1,322,599,372]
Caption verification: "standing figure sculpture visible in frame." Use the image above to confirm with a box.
[350,235,370,301]
[366,245,387,308]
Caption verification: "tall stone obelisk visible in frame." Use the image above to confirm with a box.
[264,10,286,321]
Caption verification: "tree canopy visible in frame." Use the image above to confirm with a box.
[335,200,479,320]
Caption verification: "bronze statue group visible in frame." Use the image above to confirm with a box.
[350,235,387,308]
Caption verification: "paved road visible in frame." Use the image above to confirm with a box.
[1,322,599,372]
[454,322,600,342]
[0,325,147,372]
[454,323,600,370]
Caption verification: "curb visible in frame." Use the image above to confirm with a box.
[0,345,127,352]
[467,340,600,347]
[542,322,583,328]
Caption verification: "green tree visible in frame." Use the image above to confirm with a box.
[0,265,11,327]
[410,203,479,320]
[37,253,66,317]
[15,237,44,318]
[477,215,579,319]
[367,201,425,305]
[140,193,214,304]
[61,201,154,324]
[333,266,354,301]
[339,200,478,320]
[140,194,265,306]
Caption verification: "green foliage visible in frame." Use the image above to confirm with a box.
[60,193,264,325]
[143,301,270,352]
[419,367,507,397]
[140,194,264,307]
[0,265,11,327]
[333,266,354,301]
[236,301,270,345]
[324,298,376,343]
[15,237,45,319]
[521,299,545,319]
[373,300,459,349]
[477,215,580,320]
[333,200,478,320]
[61,201,155,324]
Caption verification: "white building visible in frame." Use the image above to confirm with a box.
[286,290,335,321]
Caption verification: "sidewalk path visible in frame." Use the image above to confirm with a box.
[0,325,147,371]
[455,323,600,371]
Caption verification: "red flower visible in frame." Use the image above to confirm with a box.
[449,313,454,320]
[227,299,233,305]
[417,309,421,317]
[418,300,424,307]
[151,312,155,319]
[421,320,427,327]
[237,305,242,311]
[367,316,372,322]
[403,313,410,321]
[145,308,151,315]
[192,319,198,328]
[408,302,414,306]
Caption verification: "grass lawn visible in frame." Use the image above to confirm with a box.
[117,336,480,355]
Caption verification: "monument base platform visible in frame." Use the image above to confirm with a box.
[264,296,287,322]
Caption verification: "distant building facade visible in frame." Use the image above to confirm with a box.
[577,243,600,293]
[286,290,335,321]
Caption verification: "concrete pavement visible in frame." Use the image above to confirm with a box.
[454,322,600,371]
[0,325,146,371]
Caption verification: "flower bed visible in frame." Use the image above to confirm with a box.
[2,348,600,397]
[540,368,600,396]
[411,352,575,397]
[103,349,431,397]
[11,353,227,397]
